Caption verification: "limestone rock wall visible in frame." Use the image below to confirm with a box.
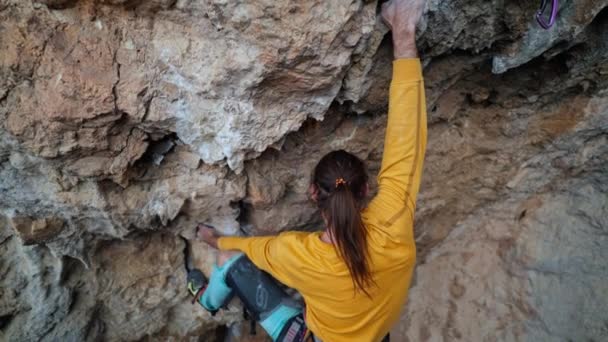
[0,0,607,341]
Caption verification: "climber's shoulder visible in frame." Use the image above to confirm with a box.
[276,230,317,247]
[276,230,310,240]
[274,231,325,255]
[360,207,415,253]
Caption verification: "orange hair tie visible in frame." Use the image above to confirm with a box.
[335,177,347,188]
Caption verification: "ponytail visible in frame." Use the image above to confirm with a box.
[312,150,374,297]
[327,183,373,296]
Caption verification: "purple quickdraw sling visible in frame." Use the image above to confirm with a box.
[536,0,559,29]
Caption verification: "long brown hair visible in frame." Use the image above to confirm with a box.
[312,150,373,296]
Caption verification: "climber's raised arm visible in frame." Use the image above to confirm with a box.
[366,0,427,241]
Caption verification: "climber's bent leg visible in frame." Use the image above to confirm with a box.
[224,255,305,341]
[189,252,307,341]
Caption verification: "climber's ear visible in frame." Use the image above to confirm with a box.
[308,183,319,203]
[362,182,369,198]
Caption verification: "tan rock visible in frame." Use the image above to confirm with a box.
[0,0,607,341]
[9,216,65,245]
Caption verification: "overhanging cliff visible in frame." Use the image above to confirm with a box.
[1,0,607,340]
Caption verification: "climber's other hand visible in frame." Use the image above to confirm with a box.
[196,224,219,249]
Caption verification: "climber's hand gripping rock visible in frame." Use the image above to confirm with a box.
[196,223,220,249]
[381,0,425,59]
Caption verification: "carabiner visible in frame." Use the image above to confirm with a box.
[536,0,559,29]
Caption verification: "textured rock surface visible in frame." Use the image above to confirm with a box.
[1,0,607,341]
[394,89,608,342]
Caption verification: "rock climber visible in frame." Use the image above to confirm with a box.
[193,0,427,340]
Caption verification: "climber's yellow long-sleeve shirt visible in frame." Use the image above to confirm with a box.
[218,59,427,342]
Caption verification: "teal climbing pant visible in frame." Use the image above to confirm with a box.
[198,253,305,341]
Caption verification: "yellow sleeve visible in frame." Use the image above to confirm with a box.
[366,58,427,240]
[217,233,301,288]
